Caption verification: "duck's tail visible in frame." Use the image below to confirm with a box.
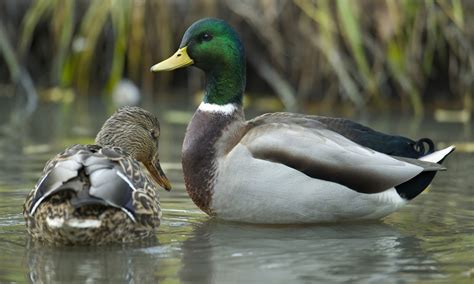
[414,138,435,156]
[418,145,456,164]
[395,145,456,200]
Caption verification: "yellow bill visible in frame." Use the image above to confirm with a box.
[150,47,194,72]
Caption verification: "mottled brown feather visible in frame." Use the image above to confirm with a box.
[24,106,166,245]
[24,144,161,245]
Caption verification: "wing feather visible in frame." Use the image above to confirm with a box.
[241,121,425,194]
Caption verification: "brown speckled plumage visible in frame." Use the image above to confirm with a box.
[23,107,169,245]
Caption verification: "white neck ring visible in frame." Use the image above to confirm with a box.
[198,102,238,115]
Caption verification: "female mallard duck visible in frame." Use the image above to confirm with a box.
[23,106,171,244]
[151,18,455,224]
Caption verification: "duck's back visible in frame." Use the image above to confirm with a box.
[250,113,434,158]
[313,116,434,158]
[24,144,161,245]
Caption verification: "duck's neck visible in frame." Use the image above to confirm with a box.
[182,102,245,215]
[183,52,246,214]
[203,52,246,106]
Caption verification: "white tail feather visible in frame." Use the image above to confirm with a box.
[46,217,102,229]
[419,145,455,163]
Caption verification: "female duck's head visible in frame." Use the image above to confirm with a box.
[151,18,246,105]
[95,106,171,191]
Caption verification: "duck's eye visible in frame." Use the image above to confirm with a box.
[150,129,159,140]
[201,33,213,42]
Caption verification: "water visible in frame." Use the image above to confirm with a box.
[0,97,472,283]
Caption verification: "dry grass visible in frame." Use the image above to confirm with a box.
[0,0,472,116]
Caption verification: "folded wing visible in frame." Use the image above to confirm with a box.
[242,118,445,194]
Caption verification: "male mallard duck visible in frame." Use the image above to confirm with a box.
[23,106,171,244]
[151,18,455,224]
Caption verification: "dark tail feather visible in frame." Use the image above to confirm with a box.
[395,145,455,200]
[414,138,435,156]
[395,171,437,200]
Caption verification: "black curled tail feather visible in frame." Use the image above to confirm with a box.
[382,136,434,159]
[414,138,435,156]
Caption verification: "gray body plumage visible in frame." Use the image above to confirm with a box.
[183,103,454,224]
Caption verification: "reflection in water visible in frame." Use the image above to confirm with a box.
[0,102,27,156]
[179,221,440,283]
[25,239,164,283]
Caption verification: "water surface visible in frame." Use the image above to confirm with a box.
[0,98,472,283]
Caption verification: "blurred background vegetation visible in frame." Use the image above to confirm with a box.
[0,0,472,118]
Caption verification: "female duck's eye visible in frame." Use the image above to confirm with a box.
[201,33,213,42]
[150,129,158,140]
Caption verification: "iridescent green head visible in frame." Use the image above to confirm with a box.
[151,18,246,105]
